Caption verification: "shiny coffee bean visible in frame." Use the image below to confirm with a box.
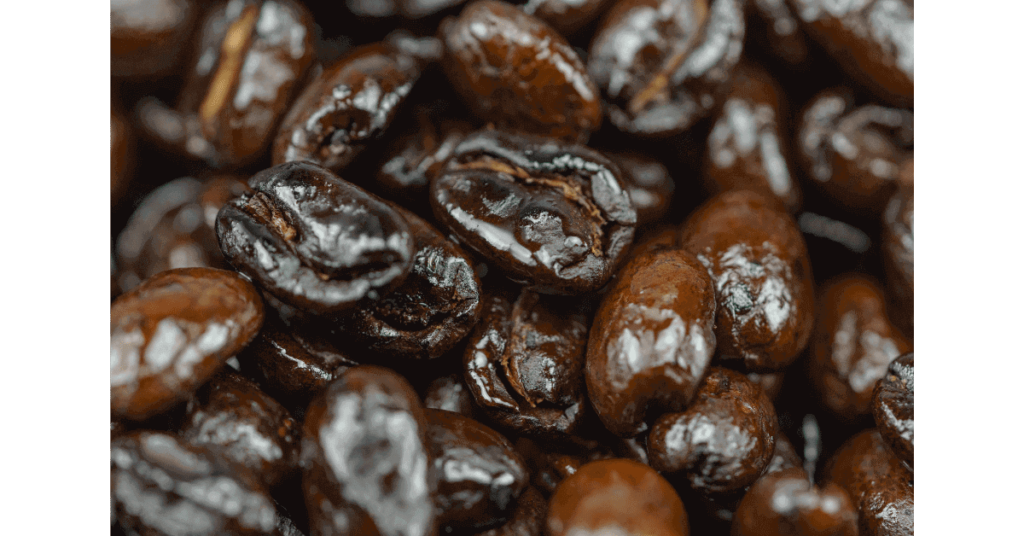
[474,486,547,536]
[110,0,198,78]
[588,0,745,137]
[137,0,316,168]
[424,373,477,416]
[301,366,435,536]
[432,130,636,294]
[111,108,134,206]
[872,353,913,468]
[823,429,914,536]
[463,286,590,437]
[648,368,778,494]
[603,151,676,226]
[680,190,814,371]
[378,108,473,207]
[883,166,913,336]
[746,0,808,66]
[442,0,603,142]
[789,0,913,107]
[508,0,613,35]
[112,431,278,535]
[796,90,913,215]
[586,245,717,437]
[424,409,529,532]
[731,467,858,536]
[116,176,250,293]
[808,274,910,420]
[547,459,689,536]
[182,370,300,488]
[704,62,801,212]
[111,268,265,421]
[216,162,415,314]
[331,203,483,360]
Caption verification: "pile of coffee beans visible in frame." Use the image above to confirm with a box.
[111,0,913,534]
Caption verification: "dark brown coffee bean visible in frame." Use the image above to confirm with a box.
[463,287,590,438]
[648,368,778,494]
[331,203,483,360]
[872,353,913,468]
[746,0,809,66]
[216,162,415,314]
[442,0,603,142]
[546,459,689,536]
[111,268,265,421]
[182,370,300,488]
[823,429,913,536]
[273,43,423,171]
[789,0,913,107]
[111,0,198,78]
[704,62,801,212]
[731,467,858,536]
[112,431,278,535]
[586,245,717,437]
[116,176,251,293]
[883,166,913,336]
[508,0,614,35]
[474,486,546,536]
[680,190,814,371]
[588,0,745,137]
[424,373,477,416]
[378,108,473,207]
[808,274,910,420]
[424,409,529,532]
[432,130,636,294]
[603,151,675,226]
[111,108,134,207]
[796,90,913,215]
[301,366,436,536]
[137,0,316,168]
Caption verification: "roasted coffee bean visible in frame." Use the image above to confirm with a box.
[648,368,778,494]
[475,486,546,536]
[547,459,689,536]
[216,162,415,314]
[680,190,814,371]
[273,42,423,171]
[788,0,913,107]
[872,353,913,468]
[586,245,717,437]
[424,409,529,532]
[731,467,858,536]
[111,108,134,206]
[301,366,435,536]
[796,90,913,215]
[377,109,473,208]
[808,274,910,420]
[111,0,198,78]
[111,431,278,535]
[137,0,316,168]
[463,286,590,437]
[111,268,265,421]
[442,0,603,142]
[603,151,676,226]
[432,130,636,294]
[182,370,300,488]
[883,164,913,336]
[588,0,745,137]
[746,0,808,66]
[331,203,483,360]
[704,62,801,212]
[116,176,251,293]
[508,0,614,36]
[424,373,477,416]
[823,429,913,536]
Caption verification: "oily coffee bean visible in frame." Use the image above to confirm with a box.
[823,429,914,536]
[647,368,779,494]
[216,161,415,314]
[116,175,251,293]
[546,459,689,536]
[603,151,676,226]
[588,0,745,137]
[463,286,590,438]
[182,370,300,488]
[883,165,913,336]
[423,373,477,416]
[731,467,858,536]
[871,353,913,468]
[110,0,199,79]
[111,267,265,421]
[442,0,603,142]
[474,486,547,536]
[586,244,717,437]
[424,409,529,532]
[704,62,801,212]
[111,431,278,535]
[680,190,814,371]
[273,42,424,171]
[431,129,636,295]
[301,366,436,536]
[808,274,910,420]
[137,0,316,169]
